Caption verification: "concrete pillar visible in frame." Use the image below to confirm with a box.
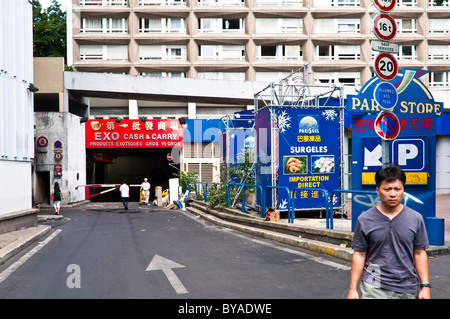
[188,102,196,119]
[129,99,138,119]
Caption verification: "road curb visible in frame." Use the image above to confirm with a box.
[186,205,354,262]
[0,225,52,265]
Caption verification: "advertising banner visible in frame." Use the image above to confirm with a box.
[276,107,341,210]
[85,119,183,149]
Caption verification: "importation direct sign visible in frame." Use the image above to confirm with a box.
[85,119,183,149]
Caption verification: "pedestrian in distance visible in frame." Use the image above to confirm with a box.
[51,182,64,215]
[347,164,430,299]
[140,177,151,205]
[119,180,130,210]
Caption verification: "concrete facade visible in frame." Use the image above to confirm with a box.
[34,112,87,205]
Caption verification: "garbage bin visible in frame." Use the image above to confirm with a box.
[425,217,445,246]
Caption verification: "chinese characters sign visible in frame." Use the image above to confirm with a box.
[85,119,183,149]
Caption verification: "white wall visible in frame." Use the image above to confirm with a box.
[0,0,34,215]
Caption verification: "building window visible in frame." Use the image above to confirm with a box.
[398,45,416,60]
[398,0,416,6]
[429,19,450,33]
[429,72,450,87]
[255,18,303,33]
[395,18,417,34]
[81,18,128,33]
[256,45,302,60]
[80,0,127,5]
[198,45,245,60]
[139,45,186,60]
[141,72,187,78]
[139,18,186,33]
[198,18,244,33]
[198,0,245,6]
[314,0,359,7]
[255,0,303,6]
[198,72,245,80]
[314,45,360,60]
[314,72,361,86]
[314,19,360,34]
[429,45,450,60]
[139,0,186,6]
[80,45,128,60]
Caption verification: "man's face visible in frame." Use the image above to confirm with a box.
[376,179,404,209]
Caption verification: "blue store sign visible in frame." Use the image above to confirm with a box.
[348,68,440,231]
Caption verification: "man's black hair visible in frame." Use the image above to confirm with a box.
[374,164,406,187]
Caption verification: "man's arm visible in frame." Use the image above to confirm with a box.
[414,249,430,299]
[347,251,366,299]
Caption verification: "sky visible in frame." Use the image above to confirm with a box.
[38,0,67,11]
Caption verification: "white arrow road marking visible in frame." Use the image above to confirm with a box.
[146,254,188,294]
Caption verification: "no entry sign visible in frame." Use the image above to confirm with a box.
[373,0,396,12]
[374,52,398,81]
[373,13,397,41]
[374,111,400,140]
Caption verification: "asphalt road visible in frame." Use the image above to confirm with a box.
[0,202,449,301]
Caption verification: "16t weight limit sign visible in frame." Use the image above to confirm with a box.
[374,52,398,81]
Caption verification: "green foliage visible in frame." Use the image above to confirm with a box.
[32,0,67,61]
[207,150,256,209]
[172,171,198,193]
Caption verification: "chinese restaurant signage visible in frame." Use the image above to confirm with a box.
[85,119,183,149]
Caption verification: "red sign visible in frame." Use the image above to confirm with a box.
[374,111,400,140]
[167,153,173,161]
[373,0,396,12]
[374,52,398,81]
[373,13,397,41]
[85,119,183,149]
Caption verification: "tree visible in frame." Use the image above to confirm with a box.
[32,0,67,62]
[434,0,447,4]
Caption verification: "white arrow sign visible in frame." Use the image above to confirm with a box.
[364,144,382,167]
[146,254,188,294]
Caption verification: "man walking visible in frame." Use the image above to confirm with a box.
[119,180,130,210]
[140,177,151,205]
[347,164,430,299]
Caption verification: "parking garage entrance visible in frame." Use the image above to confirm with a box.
[85,119,183,202]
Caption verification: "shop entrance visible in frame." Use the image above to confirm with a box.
[87,148,178,202]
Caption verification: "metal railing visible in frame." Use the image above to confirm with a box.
[327,189,378,230]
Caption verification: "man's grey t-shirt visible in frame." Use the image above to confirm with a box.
[352,206,429,294]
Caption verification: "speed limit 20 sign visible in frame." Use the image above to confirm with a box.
[374,52,398,81]
[373,13,397,42]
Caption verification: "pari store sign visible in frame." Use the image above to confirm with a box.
[347,68,442,224]
[276,107,341,210]
[85,119,183,149]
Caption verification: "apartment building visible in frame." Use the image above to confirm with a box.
[68,0,450,86]
[66,0,450,193]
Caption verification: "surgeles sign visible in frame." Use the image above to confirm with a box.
[85,119,183,149]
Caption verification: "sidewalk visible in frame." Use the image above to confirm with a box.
[0,195,449,265]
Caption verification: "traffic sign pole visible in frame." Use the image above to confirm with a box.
[372,1,398,167]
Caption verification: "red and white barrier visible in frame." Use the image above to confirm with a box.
[76,184,141,200]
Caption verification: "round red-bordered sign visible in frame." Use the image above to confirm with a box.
[374,52,398,81]
[37,136,48,147]
[373,0,396,13]
[54,152,63,161]
[373,13,397,41]
[374,111,400,140]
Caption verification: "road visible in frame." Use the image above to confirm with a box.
[0,202,449,301]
